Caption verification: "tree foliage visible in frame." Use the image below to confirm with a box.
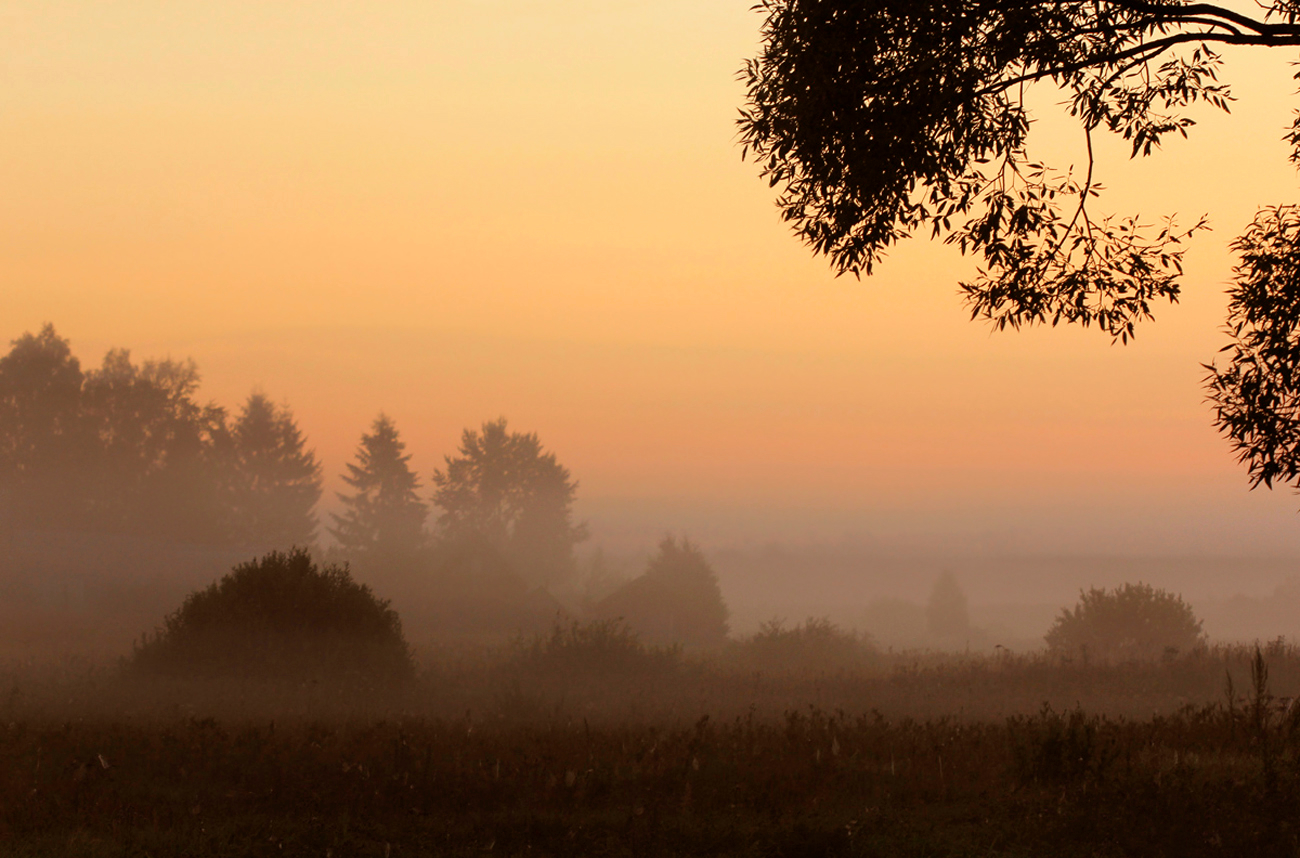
[133,547,412,680]
[227,393,323,549]
[926,570,972,640]
[740,0,1300,488]
[331,414,427,557]
[594,536,729,647]
[430,418,586,588]
[1045,581,1205,661]
[0,326,322,548]
[0,325,91,528]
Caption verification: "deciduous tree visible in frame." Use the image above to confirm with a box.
[740,0,1300,488]
[431,418,586,588]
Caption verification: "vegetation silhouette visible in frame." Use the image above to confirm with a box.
[926,570,972,642]
[331,413,427,559]
[132,548,412,681]
[227,393,323,550]
[511,618,681,677]
[431,418,586,590]
[0,324,95,530]
[594,536,729,647]
[731,616,878,675]
[1046,581,1206,662]
[740,0,1300,491]
[0,326,322,550]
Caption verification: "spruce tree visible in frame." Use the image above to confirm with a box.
[227,392,322,549]
[331,414,427,558]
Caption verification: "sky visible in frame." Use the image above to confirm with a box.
[5,1,1300,560]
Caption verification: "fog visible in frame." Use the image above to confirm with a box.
[2,322,1299,669]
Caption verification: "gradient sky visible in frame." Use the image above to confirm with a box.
[5,1,1300,557]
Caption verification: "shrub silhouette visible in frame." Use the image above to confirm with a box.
[133,548,411,681]
[513,619,680,676]
[1045,582,1205,662]
[731,617,878,675]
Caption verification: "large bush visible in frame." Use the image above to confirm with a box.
[1046,582,1205,662]
[132,548,412,681]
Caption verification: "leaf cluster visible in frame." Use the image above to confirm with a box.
[739,0,1261,339]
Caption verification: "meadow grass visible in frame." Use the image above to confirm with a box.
[5,640,1300,855]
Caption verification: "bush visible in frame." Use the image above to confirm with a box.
[132,548,412,681]
[513,619,680,676]
[1045,582,1205,662]
[730,617,879,675]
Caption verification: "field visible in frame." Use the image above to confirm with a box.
[6,639,1300,857]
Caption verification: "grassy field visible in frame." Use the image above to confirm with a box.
[6,639,1300,856]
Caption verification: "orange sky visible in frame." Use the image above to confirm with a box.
[5,1,1300,554]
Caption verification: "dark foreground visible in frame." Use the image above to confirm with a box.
[6,700,1300,858]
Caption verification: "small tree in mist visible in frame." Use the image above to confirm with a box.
[926,571,971,642]
[332,414,427,558]
[431,418,586,589]
[594,536,729,647]
[1046,582,1206,662]
[227,393,322,549]
[132,547,412,681]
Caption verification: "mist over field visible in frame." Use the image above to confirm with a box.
[3,321,1299,666]
[11,2,1300,854]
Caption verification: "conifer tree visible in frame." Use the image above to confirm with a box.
[227,392,322,549]
[331,414,427,557]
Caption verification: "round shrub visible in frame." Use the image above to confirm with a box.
[133,548,412,681]
[1045,582,1205,662]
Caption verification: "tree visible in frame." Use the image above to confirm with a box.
[0,325,92,529]
[228,393,322,549]
[80,348,230,542]
[926,570,972,641]
[739,0,1300,488]
[430,418,586,588]
[1045,581,1205,661]
[593,536,730,647]
[331,414,428,557]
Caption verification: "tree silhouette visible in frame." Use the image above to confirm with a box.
[593,536,729,647]
[80,349,230,542]
[740,0,1300,489]
[331,414,427,558]
[227,393,322,549]
[926,570,971,641]
[1046,582,1205,662]
[0,325,92,529]
[431,418,586,588]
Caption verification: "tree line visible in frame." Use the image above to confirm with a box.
[0,325,320,547]
[0,325,729,646]
[0,325,584,582]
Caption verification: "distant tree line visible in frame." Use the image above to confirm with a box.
[0,325,731,646]
[0,325,320,548]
